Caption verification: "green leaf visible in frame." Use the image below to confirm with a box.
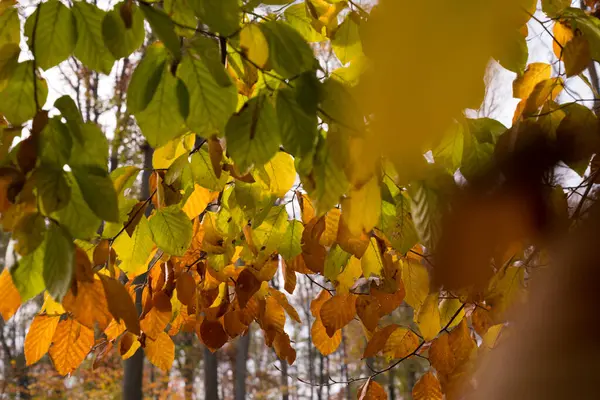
[561,8,600,61]
[55,95,84,142]
[135,65,188,148]
[43,223,74,301]
[379,197,419,255]
[139,3,182,61]
[186,36,232,87]
[72,2,115,74]
[276,88,318,157]
[38,118,72,167]
[433,121,464,173]
[260,20,316,79]
[127,43,168,114]
[541,0,571,17]
[0,7,19,49]
[251,205,288,259]
[331,13,362,65]
[408,181,442,251]
[13,213,47,256]
[225,95,280,173]
[190,0,240,37]
[278,219,303,262]
[461,138,494,181]
[284,3,324,43]
[0,61,48,125]
[324,244,351,281]
[177,41,237,137]
[319,78,363,131]
[493,29,528,75]
[24,0,76,70]
[72,167,120,222]
[164,0,197,37]
[0,44,19,93]
[11,239,46,302]
[113,216,154,274]
[52,172,102,240]
[102,2,145,59]
[149,205,193,256]
[33,167,71,214]
[466,118,507,144]
[69,122,109,171]
[190,146,229,191]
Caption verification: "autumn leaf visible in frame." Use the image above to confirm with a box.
[363,324,399,359]
[0,268,21,321]
[412,371,443,400]
[448,319,476,366]
[428,332,456,376]
[415,293,441,341]
[311,318,341,356]
[25,314,60,366]
[62,279,112,331]
[140,290,172,339]
[235,268,261,308]
[49,318,94,376]
[176,271,196,306]
[145,331,174,371]
[100,275,141,335]
[356,295,381,332]
[320,293,356,337]
[119,331,140,360]
[199,318,228,351]
[382,326,420,359]
[513,63,551,99]
[401,260,430,311]
[358,379,388,400]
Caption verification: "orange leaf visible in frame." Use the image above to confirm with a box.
[358,379,388,399]
[311,318,341,356]
[319,208,341,247]
[145,331,174,371]
[363,324,399,359]
[74,246,94,282]
[269,288,301,323]
[140,291,172,339]
[282,260,297,294]
[310,289,332,317]
[448,319,476,365]
[100,275,141,335]
[223,308,248,338]
[412,371,443,400]
[371,284,405,316]
[382,327,420,359]
[176,271,196,306]
[49,319,94,376]
[301,216,327,274]
[105,319,126,341]
[356,295,381,332]
[62,279,112,331]
[259,296,286,333]
[471,307,493,337]
[25,314,60,366]
[182,185,217,219]
[298,192,315,223]
[273,331,296,365]
[320,293,357,337]
[236,268,261,308]
[199,318,228,351]
[93,239,116,268]
[428,332,456,376]
[0,268,21,321]
[119,332,140,360]
[337,216,369,258]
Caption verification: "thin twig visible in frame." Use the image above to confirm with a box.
[31,3,42,111]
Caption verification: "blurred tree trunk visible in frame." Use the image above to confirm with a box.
[122,142,153,400]
[280,359,289,400]
[204,346,219,400]
[388,370,396,400]
[234,331,251,400]
[317,354,324,400]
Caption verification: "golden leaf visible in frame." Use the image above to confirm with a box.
[512,62,551,99]
[553,21,574,59]
[105,319,126,341]
[356,295,381,332]
[262,152,296,197]
[25,314,60,366]
[301,216,327,274]
[49,319,94,376]
[382,327,420,359]
[319,208,341,247]
[342,176,381,236]
[258,296,286,333]
[363,324,399,359]
[471,307,493,337]
[0,268,21,321]
[448,319,476,366]
[415,293,441,341]
[119,332,140,360]
[42,292,65,315]
[311,318,341,356]
[412,371,443,400]
[337,256,362,294]
[401,260,430,310]
[337,215,369,258]
[273,331,296,365]
[145,331,174,371]
[240,23,269,68]
[62,279,112,331]
[371,284,405,316]
[269,288,301,323]
[282,260,296,294]
[140,291,172,339]
[429,332,456,376]
[358,379,388,399]
[298,192,316,223]
[223,308,248,338]
[310,289,332,317]
[182,185,217,219]
[361,238,384,277]
[100,275,141,335]
[320,293,357,337]
[438,298,464,330]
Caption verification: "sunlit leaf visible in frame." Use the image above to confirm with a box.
[145,331,175,372]
[49,318,94,376]
[72,2,115,74]
[25,314,60,366]
[412,371,443,400]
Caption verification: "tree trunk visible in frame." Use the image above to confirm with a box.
[204,346,219,400]
[234,330,251,400]
[388,370,396,400]
[122,142,153,400]
[280,359,289,400]
[317,354,324,400]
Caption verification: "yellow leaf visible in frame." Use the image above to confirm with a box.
[105,319,126,341]
[182,184,217,219]
[145,331,174,371]
[521,77,563,116]
[428,332,456,376]
[113,216,155,276]
[448,319,476,366]
[319,293,356,336]
[269,288,301,323]
[358,379,388,400]
[311,318,341,356]
[140,291,172,339]
[120,332,141,360]
[481,324,504,349]
[0,268,21,321]
[261,152,296,197]
[563,34,591,77]
[25,314,60,366]
[319,208,341,247]
[361,238,384,277]
[412,371,443,400]
[438,298,464,330]
[49,319,94,376]
[240,23,269,68]
[415,293,441,341]
[553,21,574,59]
[152,134,194,169]
[62,279,112,331]
[382,327,420,359]
[401,260,430,310]
[259,296,286,333]
[42,292,65,315]
[310,289,331,317]
[512,62,551,99]
[342,176,381,236]
[100,275,141,335]
[336,256,362,294]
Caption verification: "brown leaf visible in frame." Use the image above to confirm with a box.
[358,379,388,399]
[100,275,141,335]
[199,318,228,351]
[258,296,286,333]
[337,216,369,258]
[356,295,381,332]
[49,319,94,376]
[301,216,327,274]
[282,259,297,294]
[448,319,476,366]
[429,332,456,376]
[363,324,399,359]
[63,279,112,331]
[223,308,248,338]
[412,371,443,400]
[17,137,38,175]
[74,246,94,283]
[235,268,261,308]
[371,283,405,316]
[471,306,493,337]
[208,136,224,178]
[176,271,196,306]
[273,331,296,365]
[93,239,116,268]
[125,201,148,237]
[320,293,357,337]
